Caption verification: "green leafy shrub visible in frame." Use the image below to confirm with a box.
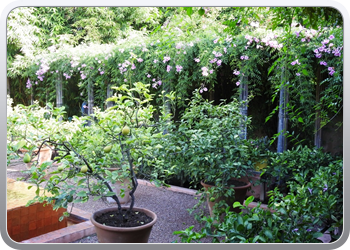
[174,155,342,243]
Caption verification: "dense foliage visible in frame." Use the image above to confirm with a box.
[7,7,343,151]
[174,150,343,243]
[7,81,343,242]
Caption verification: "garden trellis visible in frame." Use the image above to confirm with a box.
[7,17,343,150]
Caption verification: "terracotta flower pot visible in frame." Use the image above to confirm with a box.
[90,207,157,243]
[201,178,251,216]
[241,171,266,199]
[106,168,132,204]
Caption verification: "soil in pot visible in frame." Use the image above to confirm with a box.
[91,207,157,243]
[95,209,153,227]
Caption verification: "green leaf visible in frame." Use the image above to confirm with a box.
[245,196,254,206]
[198,8,205,16]
[313,232,323,239]
[106,191,116,197]
[251,214,260,221]
[264,229,273,239]
[268,218,272,227]
[76,191,87,197]
[15,140,26,150]
[236,224,245,232]
[298,117,304,123]
[302,69,309,76]
[93,196,102,201]
[237,215,243,225]
[186,8,193,17]
[233,201,242,208]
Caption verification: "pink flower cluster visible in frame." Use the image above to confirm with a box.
[201,67,209,76]
[36,61,50,82]
[119,60,132,74]
[176,65,183,72]
[291,59,301,66]
[245,35,260,46]
[328,67,335,76]
[199,83,208,93]
[314,34,342,58]
[233,69,240,76]
[245,33,283,49]
[63,72,71,79]
[175,43,183,49]
[163,56,171,63]
[209,58,218,64]
[201,67,214,76]
[26,78,38,89]
[152,79,162,89]
[26,79,32,89]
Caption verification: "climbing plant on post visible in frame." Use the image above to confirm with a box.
[277,66,289,153]
[56,74,63,121]
[87,78,94,126]
[239,75,248,140]
[106,81,115,109]
[314,66,324,148]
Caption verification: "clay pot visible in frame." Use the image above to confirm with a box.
[90,207,157,243]
[241,171,266,199]
[106,168,132,204]
[201,178,251,216]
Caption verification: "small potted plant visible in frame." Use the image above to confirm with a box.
[168,91,254,216]
[25,82,169,243]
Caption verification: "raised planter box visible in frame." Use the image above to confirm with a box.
[21,208,95,243]
[7,178,95,243]
[7,201,67,242]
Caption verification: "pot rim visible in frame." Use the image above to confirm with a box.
[90,206,157,232]
[201,179,251,190]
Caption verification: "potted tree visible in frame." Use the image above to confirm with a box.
[166,91,254,216]
[25,82,169,243]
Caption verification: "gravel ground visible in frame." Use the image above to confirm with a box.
[7,160,211,243]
